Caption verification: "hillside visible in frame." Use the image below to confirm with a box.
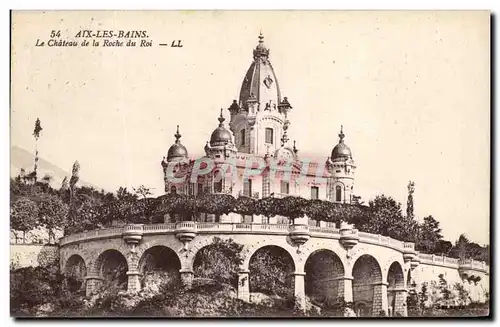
[10,145,98,190]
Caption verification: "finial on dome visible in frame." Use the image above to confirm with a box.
[338,125,345,143]
[174,125,181,143]
[218,108,225,126]
[253,30,269,59]
[293,140,299,154]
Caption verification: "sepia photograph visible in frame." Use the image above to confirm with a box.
[9,10,490,318]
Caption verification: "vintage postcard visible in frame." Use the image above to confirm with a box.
[10,10,490,318]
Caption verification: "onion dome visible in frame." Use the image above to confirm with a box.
[331,125,352,160]
[239,32,281,110]
[210,109,233,146]
[167,125,189,162]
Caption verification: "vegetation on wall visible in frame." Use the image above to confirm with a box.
[10,170,489,263]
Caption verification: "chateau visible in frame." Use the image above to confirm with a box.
[161,33,357,220]
[54,33,489,318]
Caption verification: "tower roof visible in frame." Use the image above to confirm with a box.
[239,32,282,110]
[331,125,353,160]
[167,125,189,161]
[210,109,233,146]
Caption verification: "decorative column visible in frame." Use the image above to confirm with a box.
[238,269,250,302]
[372,282,388,316]
[126,270,142,294]
[393,288,408,316]
[85,274,103,297]
[180,268,194,289]
[293,271,306,310]
[338,275,354,303]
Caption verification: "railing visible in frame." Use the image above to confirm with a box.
[358,232,379,241]
[237,191,260,199]
[123,224,143,232]
[57,223,489,274]
[175,221,196,229]
[418,253,434,261]
[289,224,309,232]
[273,193,289,199]
[403,242,415,251]
[143,223,176,231]
[309,226,340,235]
[445,257,459,264]
[459,259,487,271]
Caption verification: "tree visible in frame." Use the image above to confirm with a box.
[453,282,470,306]
[406,181,415,220]
[233,196,257,216]
[450,234,471,260]
[60,176,69,192]
[416,215,443,253]
[11,197,39,243]
[418,282,429,313]
[435,240,453,256]
[303,199,331,224]
[37,194,69,243]
[406,282,419,316]
[193,237,244,287]
[32,118,43,182]
[133,185,153,200]
[66,197,103,234]
[279,196,308,224]
[133,185,154,222]
[249,248,293,299]
[254,197,281,223]
[437,274,452,307]
[358,195,403,236]
[196,194,236,216]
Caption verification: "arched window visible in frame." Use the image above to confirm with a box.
[265,128,274,144]
[335,185,342,202]
[171,186,177,195]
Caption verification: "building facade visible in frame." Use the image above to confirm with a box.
[161,33,357,215]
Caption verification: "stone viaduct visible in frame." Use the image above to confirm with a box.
[59,219,489,317]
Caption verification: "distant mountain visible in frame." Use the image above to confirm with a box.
[10,145,99,190]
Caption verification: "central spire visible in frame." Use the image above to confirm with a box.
[239,32,281,110]
[253,31,270,59]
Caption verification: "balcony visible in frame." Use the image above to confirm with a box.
[402,242,417,263]
[174,221,197,245]
[458,259,488,278]
[339,222,359,249]
[122,224,144,244]
[288,224,310,246]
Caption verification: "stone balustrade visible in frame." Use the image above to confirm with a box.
[59,222,488,274]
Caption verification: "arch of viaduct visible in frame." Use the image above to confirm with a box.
[59,222,489,317]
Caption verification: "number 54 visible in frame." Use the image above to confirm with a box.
[50,30,61,38]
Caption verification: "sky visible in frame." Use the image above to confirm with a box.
[11,11,490,244]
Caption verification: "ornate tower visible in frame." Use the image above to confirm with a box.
[326,126,356,203]
[204,109,237,161]
[161,125,189,194]
[227,32,293,157]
